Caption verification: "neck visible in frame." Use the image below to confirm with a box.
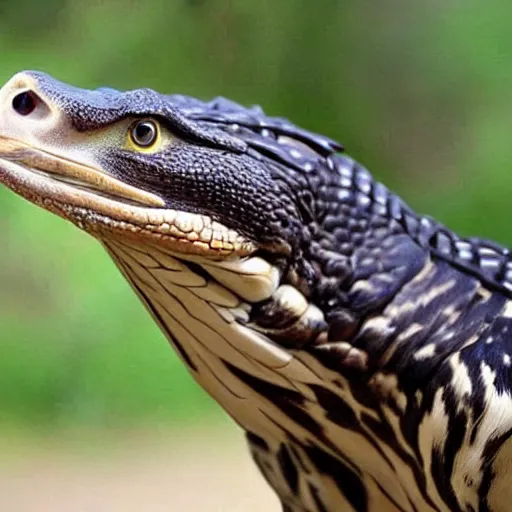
[293,154,511,325]
[279,153,512,382]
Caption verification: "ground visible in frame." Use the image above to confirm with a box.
[0,425,278,511]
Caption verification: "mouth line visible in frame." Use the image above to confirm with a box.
[20,166,148,207]
[0,135,165,207]
[0,146,256,258]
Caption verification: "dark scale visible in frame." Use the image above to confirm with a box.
[177,89,512,510]
[169,86,512,511]
[2,71,512,512]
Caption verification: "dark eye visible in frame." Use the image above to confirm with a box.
[12,91,38,116]
[130,120,158,148]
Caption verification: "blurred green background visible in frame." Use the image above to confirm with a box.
[1,1,512,508]
[2,0,512,431]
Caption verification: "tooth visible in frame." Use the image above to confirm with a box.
[170,225,184,238]
[192,217,204,233]
[163,210,177,224]
[193,241,210,251]
[200,228,213,242]
[175,213,193,233]
[148,212,164,224]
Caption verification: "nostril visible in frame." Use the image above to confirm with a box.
[12,91,39,116]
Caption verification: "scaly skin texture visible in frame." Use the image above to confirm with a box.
[1,72,512,511]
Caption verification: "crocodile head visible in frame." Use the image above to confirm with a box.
[0,70,348,374]
[0,71,341,260]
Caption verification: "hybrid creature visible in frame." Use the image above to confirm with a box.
[1,71,512,512]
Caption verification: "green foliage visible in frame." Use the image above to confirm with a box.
[1,0,512,429]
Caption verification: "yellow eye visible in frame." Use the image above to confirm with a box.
[128,120,160,149]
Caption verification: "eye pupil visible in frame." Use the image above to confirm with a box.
[12,91,38,116]
[131,121,157,147]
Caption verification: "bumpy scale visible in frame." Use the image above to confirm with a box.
[1,71,512,512]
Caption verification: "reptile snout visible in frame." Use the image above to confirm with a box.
[0,72,60,144]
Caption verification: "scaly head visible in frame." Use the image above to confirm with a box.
[0,71,340,261]
[0,70,351,372]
